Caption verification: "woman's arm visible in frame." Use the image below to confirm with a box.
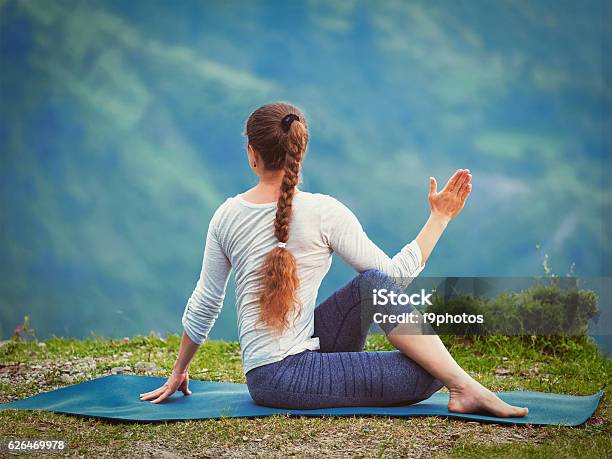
[181,208,232,345]
[174,331,200,373]
[140,203,232,403]
[415,169,472,265]
[324,169,472,280]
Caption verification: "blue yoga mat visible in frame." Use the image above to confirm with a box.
[0,374,603,426]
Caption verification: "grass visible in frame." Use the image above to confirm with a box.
[0,334,610,458]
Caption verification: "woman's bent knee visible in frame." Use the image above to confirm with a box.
[357,269,399,294]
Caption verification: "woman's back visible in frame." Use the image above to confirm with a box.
[211,191,333,373]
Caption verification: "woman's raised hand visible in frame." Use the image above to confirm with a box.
[139,370,192,404]
[428,169,472,221]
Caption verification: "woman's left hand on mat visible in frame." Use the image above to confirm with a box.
[139,370,192,404]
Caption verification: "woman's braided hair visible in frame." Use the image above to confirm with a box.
[244,102,309,333]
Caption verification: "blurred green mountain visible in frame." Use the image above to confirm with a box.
[0,0,610,340]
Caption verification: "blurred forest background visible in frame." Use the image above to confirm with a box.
[1,0,610,341]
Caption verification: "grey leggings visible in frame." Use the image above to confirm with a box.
[245,270,444,409]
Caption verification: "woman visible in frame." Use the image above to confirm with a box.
[140,102,528,417]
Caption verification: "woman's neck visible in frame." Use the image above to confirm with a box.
[243,171,297,204]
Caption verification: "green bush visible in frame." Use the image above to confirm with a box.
[425,283,599,336]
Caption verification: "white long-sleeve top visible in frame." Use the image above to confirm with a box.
[181,191,425,374]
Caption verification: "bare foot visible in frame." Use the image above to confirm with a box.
[448,380,528,418]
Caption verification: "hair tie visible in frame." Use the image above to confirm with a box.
[277,242,287,249]
[280,113,300,133]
